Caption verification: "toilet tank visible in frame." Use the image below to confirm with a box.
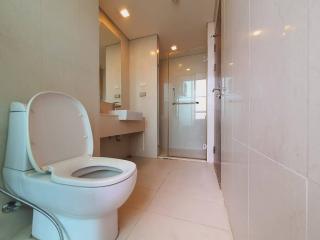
[4,102,33,171]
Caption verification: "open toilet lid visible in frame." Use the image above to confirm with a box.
[26,92,93,173]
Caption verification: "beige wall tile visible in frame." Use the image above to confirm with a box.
[224,140,248,240]
[249,0,308,175]
[230,0,250,145]
[129,35,159,158]
[0,0,99,237]
[221,0,311,239]
[308,180,320,240]
[308,0,320,185]
[249,150,306,240]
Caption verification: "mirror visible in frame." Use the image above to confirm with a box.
[99,23,122,105]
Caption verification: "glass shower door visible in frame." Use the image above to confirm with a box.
[168,53,207,159]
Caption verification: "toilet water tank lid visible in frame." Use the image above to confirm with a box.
[26,92,93,173]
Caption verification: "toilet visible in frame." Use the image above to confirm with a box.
[3,92,137,240]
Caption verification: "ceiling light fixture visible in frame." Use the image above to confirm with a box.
[120,8,130,18]
[186,68,191,71]
[252,30,262,36]
[171,45,178,51]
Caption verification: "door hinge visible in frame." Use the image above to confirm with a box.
[214,64,217,72]
[213,146,216,154]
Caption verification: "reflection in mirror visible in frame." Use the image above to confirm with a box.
[99,23,121,105]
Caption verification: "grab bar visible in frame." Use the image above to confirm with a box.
[172,101,199,105]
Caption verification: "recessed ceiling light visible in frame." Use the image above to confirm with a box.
[186,68,191,71]
[171,45,177,51]
[252,30,262,36]
[120,8,130,18]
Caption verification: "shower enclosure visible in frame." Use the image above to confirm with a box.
[159,51,207,160]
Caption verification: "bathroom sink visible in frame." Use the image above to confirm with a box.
[111,110,143,121]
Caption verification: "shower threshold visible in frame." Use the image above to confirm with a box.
[158,155,206,162]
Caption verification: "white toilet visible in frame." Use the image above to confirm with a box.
[3,92,137,240]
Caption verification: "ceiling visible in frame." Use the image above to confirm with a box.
[99,0,216,58]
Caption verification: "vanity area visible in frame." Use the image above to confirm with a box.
[99,10,145,143]
[100,112,145,138]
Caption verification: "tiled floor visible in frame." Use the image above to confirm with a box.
[12,157,233,240]
[118,157,233,240]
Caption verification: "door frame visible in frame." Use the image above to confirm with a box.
[206,0,220,163]
[206,21,215,163]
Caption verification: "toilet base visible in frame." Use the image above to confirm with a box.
[32,210,118,240]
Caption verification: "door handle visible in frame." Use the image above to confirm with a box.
[212,88,222,99]
[212,88,221,93]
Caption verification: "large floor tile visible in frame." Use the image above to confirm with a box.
[148,188,230,230]
[123,186,157,210]
[249,150,306,240]
[166,163,219,185]
[159,178,223,202]
[160,167,222,201]
[9,158,232,240]
[130,157,174,178]
[117,206,143,240]
[136,172,167,190]
[127,212,233,240]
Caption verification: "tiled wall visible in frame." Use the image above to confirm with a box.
[129,35,159,158]
[0,0,99,238]
[221,0,320,239]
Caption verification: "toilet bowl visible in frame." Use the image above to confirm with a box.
[3,92,137,240]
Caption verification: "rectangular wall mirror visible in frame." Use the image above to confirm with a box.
[99,23,122,106]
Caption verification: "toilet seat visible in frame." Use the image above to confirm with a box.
[25,91,136,188]
[47,156,136,187]
[26,91,94,173]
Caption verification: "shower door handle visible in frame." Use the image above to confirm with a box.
[212,88,221,93]
[172,101,199,105]
[212,88,222,98]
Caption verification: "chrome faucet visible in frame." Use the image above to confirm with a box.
[112,102,121,110]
